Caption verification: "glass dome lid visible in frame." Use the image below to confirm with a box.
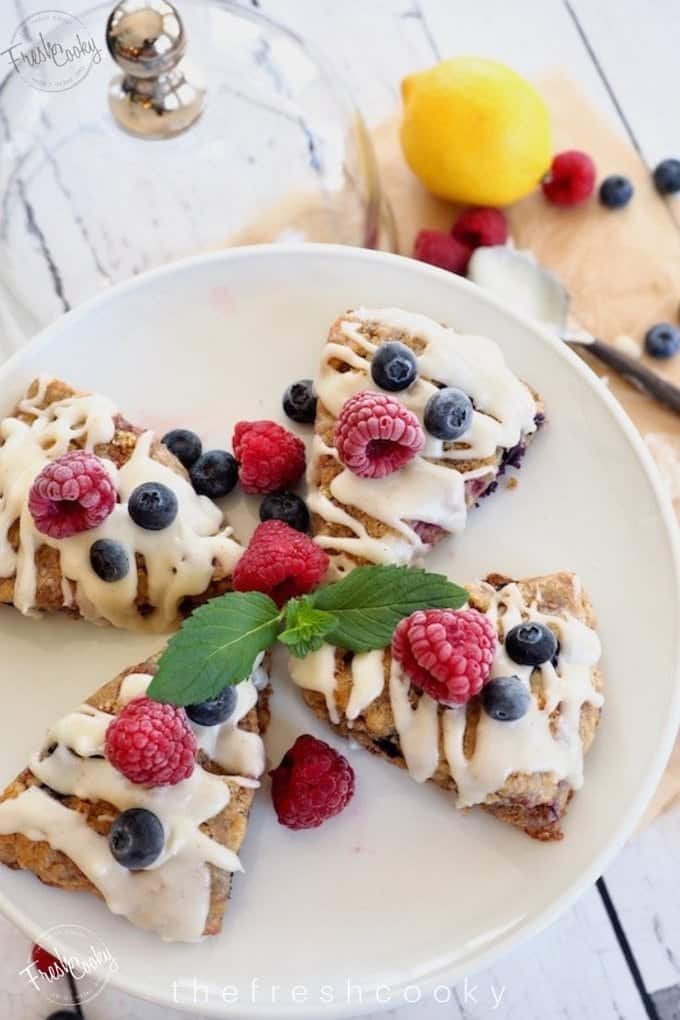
[0,0,395,336]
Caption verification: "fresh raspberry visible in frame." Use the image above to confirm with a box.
[233,520,328,605]
[269,734,355,830]
[335,391,425,479]
[542,150,596,206]
[31,943,66,978]
[232,420,305,494]
[413,229,472,275]
[105,697,197,787]
[452,206,508,248]
[28,450,116,539]
[392,608,497,705]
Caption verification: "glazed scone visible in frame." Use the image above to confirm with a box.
[288,573,603,840]
[0,654,270,940]
[0,377,243,631]
[308,308,544,578]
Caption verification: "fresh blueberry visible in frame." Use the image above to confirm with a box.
[186,685,238,727]
[128,481,178,530]
[190,450,239,498]
[109,808,164,869]
[482,676,531,721]
[424,387,473,440]
[645,322,680,359]
[505,621,558,667]
[283,380,317,424]
[162,428,202,469]
[259,490,310,532]
[89,539,129,582]
[371,341,418,391]
[598,174,633,209]
[653,158,680,195]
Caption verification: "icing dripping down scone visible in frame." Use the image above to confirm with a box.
[288,573,603,841]
[308,308,543,577]
[0,377,243,631]
[0,656,270,941]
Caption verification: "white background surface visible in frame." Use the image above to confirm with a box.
[0,2,679,1019]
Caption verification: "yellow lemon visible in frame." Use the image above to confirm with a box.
[400,57,551,205]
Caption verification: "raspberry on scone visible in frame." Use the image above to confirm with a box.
[28,451,116,539]
[392,608,496,704]
[233,520,329,605]
[105,696,197,787]
[233,420,306,494]
[335,391,425,479]
[269,734,355,829]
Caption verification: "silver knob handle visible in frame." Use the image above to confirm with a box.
[106,0,204,139]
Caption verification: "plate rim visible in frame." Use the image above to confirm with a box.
[0,242,679,1018]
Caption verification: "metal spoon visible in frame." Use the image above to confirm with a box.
[467,246,680,415]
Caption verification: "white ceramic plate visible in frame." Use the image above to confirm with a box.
[0,245,678,1018]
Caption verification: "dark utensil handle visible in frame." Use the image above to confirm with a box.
[570,338,680,415]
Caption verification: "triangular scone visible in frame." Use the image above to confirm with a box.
[288,573,603,841]
[0,655,270,940]
[308,308,544,578]
[0,377,244,631]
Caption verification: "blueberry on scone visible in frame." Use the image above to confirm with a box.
[482,676,531,721]
[90,539,129,582]
[128,482,178,530]
[283,380,317,424]
[162,428,202,469]
[109,808,164,869]
[371,341,418,392]
[424,387,473,439]
[190,450,239,498]
[259,491,310,532]
[505,621,558,666]
[186,686,238,727]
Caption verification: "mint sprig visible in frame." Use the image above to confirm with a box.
[148,565,468,706]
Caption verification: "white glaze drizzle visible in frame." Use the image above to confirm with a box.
[309,309,538,573]
[0,671,265,941]
[288,577,603,807]
[0,378,243,631]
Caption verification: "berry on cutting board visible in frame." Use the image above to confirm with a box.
[505,621,557,666]
[269,734,355,830]
[370,341,418,392]
[233,519,329,605]
[482,676,531,721]
[335,390,425,479]
[233,420,306,494]
[452,206,508,248]
[161,428,202,469]
[186,685,237,727]
[259,490,310,532]
[653,158,680,195]
[109,807,165,869]
[31,943,66,978]
[542,150,596,206]
[190,449,239,498]
[105,696,197,786]
[598,174,634,209]
[89,538,130,582]
[128,481,178,530]
[392,608,497,704]
[413,229,472,275]
[28,451,116,539]
[283,379,317,424]
[424,387,473,440]
[645,322,680,359]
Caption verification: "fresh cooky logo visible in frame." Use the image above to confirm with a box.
[2,10,102,93]
[20,923,118,1006]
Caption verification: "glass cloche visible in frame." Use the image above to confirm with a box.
[0,0,396,339]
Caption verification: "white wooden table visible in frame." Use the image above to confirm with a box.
[0,1,679,1018]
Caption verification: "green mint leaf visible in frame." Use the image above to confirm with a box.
[148,592,282,706]
[309,565,468,652]
[278,596,338,658]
